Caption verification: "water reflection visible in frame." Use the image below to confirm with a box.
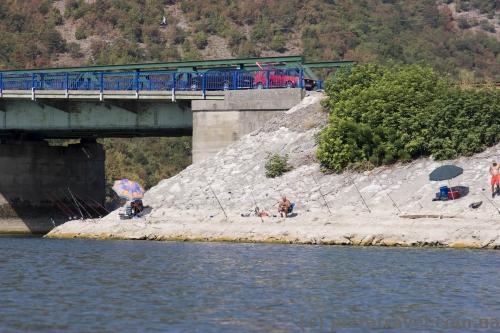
[0,238,499,332]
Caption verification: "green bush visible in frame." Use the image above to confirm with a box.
[458,18,471,29]
[48,8,64,26]
[270,33,286,52]
[38,0,51,15]
[480,20,496,33]
[265,153,292,178]
[317,64,500,172]
[67,42,82,58]
[75,26,88,40]
[193,32,208,49]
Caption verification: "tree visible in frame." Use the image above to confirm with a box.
[317,64,500,172]
[193,32,208,50]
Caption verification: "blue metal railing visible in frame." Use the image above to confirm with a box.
[0,68,313,97]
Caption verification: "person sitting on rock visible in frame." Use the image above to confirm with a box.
[131,199,144,216]
[278,196,291,218]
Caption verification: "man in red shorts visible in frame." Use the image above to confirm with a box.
[490,161,500,198]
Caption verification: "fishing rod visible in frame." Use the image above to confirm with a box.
[48,191,77,219]
[369,176,402,215]
[250,189,264,223]
[83,195,110,215]
[312,175,333,216]
[322,177,352,197]
[68,189,92,219]
[67,187,85,219]
[74,192,104,216]
[46,192,72,220]
[208,183,228,220]
[73,192,93,219]
[480,189,500,215]
[348,173,371,213]
[386,192,402,215]
[46,192,70,218]
[80,192,110,215]
[74,193,102,218]
[57,189,80,219]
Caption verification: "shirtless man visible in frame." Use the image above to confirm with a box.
[278,196,291,218]
[490,161,499,198]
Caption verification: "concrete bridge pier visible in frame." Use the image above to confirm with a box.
[0,140,105,234]
[191,89,304,162]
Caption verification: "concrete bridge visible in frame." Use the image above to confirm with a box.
[0,56,353,233]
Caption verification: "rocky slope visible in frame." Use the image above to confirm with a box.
[47,92,500,249]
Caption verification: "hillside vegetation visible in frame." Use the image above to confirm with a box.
[0,0,498,82]
[0,0,498,190]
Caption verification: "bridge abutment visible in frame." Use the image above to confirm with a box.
[191,89,304,163]
[0,141,105,234]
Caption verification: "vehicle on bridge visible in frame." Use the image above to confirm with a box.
[203,68,254,90]
[188,68,254,91]
[253,63,315,90]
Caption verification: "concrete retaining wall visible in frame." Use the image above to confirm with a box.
[192,89,303,162]
[0,141,105,234]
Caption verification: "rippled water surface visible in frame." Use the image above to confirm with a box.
[1,237,500,332]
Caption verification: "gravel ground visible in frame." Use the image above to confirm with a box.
[48,91,500,249]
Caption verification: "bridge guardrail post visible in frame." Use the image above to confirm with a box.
[232,71,238,90]
[31,73,36,100]
[0,73,3,98]
[172,73,176,102]
[99,72,104,101]
[299,68,304,89]
[265,70,270,89]
[201,73,206,99]
[65,72,69,98]
[135,71,139,99]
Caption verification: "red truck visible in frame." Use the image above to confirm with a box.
[253,62,316,90]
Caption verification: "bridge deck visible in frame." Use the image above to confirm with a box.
[0,89,224,101]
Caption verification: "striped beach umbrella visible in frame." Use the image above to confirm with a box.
[112,179,145,200]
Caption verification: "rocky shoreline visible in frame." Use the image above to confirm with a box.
[46,92,500,249]
[46,212,500,249]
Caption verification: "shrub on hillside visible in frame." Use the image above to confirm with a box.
[317,64,500,172]
[458,18,471,29]
[75,26,88,40]
[67,42,82,58]
[480,20,496,33]
[193,32,208,49]
[265,153,292,178]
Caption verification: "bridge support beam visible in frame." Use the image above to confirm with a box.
[191,89,304,163]
[0,100,192,139]
[0,140,105,234]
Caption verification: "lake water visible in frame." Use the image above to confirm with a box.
[1,237,499,332]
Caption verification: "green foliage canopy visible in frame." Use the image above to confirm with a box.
[265,153,292,178]
[99,137,192,191]
[317,64,500,172]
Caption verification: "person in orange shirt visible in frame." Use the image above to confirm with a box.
[490,161,500,198]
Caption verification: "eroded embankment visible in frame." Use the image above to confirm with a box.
[47,92,500,249]
[46,212,500,249]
